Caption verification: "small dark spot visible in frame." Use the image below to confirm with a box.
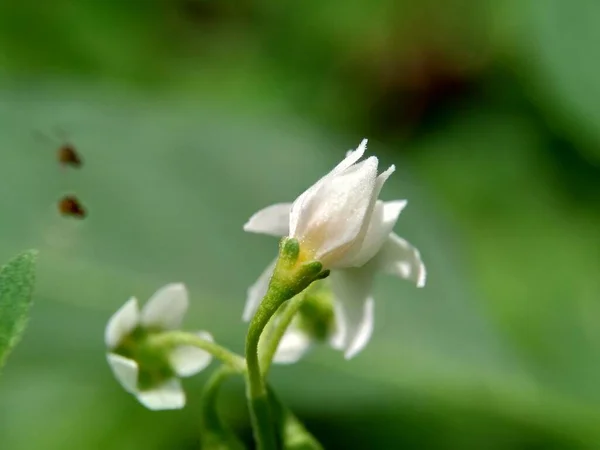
[57,143,83,168]
[58,195,87,218]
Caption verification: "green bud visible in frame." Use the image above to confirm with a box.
[295,281,335,342]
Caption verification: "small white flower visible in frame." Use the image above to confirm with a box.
[244,139,425,360]
[105,283,213,410]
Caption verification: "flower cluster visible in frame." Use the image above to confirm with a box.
[103,138,426,449]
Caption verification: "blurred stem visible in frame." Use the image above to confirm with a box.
[259,293,305,376]
[200,365,246,450]
[148,331,245,373]
[268,387,324,450]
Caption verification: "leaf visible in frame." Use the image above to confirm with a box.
[523,0,600,159]
[0,250,38,367]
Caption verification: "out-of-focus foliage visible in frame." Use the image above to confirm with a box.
[0,250,37,367]
[0,0,599,449]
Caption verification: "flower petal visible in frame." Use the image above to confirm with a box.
[295,157,379,264]
[289,140,368,240]
[243,203,292,236]
[273,326,313,364]
[377,233,426,287]
[322,163,395,269]
[169,331,213,377]
[137,378,185,410]
[329,266,377,359]
[339,199,407,268]
[243,259,277,322]
[343,297,374,359]
[105,297,140,349]
[329,138,367,177]
[140,283,188,330]
[107,353,139,394]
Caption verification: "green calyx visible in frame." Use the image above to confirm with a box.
[113,326,175,390]
[269,238,330,302]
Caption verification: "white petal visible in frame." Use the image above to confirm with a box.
[140,283,188,330]
[323,165,396,269]
[105,297,140,349]
[243,259,277,322]
[107,353,139,394]
[169,331,213,377]
[295,157,379,264]
[273,327,313,364]
[243,203,292,236]
[343,297,374,359]
[137,378,185,410]
[329,139,367,177]
[329,266,377,359]
[289,139,367,239]
[377,233,426,287]
[339,200,407,268]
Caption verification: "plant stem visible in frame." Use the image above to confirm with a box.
[148,331,246,373]
[244,237,327,450]
[245,286,286,450]
[259,293,305,375]
[200,365,246,450]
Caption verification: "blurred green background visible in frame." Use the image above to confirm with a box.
[1,0,600,448]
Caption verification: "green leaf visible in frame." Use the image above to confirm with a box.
[0,250,38,367]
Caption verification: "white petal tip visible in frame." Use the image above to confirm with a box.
[272,329,312,364]
[107,353,139,394]
[416,262,427,288]
[348,139,367,160]
[105,297,140,349]
[170,331,214,377]
[137,380,186,410]
[140,283,189,330]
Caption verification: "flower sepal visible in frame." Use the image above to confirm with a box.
[269,237,330,303]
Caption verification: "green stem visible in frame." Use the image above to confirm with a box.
[259,293,306,376]
[148,331,246,373]
[202,366,237,430]
[200,366,246,450]
[244,237,328,450]
[245,285,287,450]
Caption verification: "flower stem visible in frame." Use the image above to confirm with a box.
[200,365,246,450]
[259,293,305,375]
[245,285,286,450]
[148,331,246,373]
[245,237,328,450]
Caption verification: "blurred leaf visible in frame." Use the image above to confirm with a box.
[0,250,37,367]
[523,0,600,160]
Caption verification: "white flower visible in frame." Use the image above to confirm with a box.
[105,283,213,410]
[243,139,425,360]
